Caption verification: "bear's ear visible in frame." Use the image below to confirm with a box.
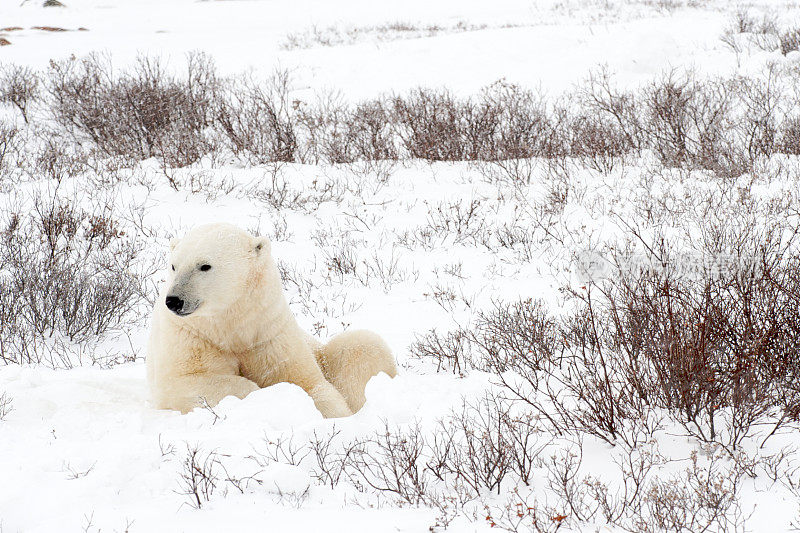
[253,236,270,256]
[169,238,180,251]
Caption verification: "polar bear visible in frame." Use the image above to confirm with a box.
[146,223,397,418]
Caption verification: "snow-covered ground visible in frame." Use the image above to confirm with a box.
[2,0,800,531]
[2,0,799,96]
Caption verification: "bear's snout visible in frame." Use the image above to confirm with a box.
[165,295,186,315]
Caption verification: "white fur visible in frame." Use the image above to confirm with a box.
[146,223,397,418]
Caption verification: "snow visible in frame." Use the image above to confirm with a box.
[4,159,798,530]
[0,362,491,532]
[2,0,800,531]
[2,0,799,97]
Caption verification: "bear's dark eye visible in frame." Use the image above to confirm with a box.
[171,265,175,271]
[200,264,211,272]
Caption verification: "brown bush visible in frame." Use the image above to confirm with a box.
[47,53,216,169]
[780,27,800,55]
[409,327,472,374]
[585,222,800,449]
[298,96,398,164]
[391,88,469,161]
[578,68,643,153]
[0,193,147,367]
[473,298,559,375]
[482,81,554,161]
[0,63,40,123]
[26,135,88,183]
[412,221,800,450]
[0,121,20,179]
[296,92,355,164]
[176,445,221,509]
[0,54,791,177]
[779,116,800,155]
[580,68,795,177]
[389,82,553,165]
[641,73,739,174]
[565,112,633,174]
[214,71,297,164]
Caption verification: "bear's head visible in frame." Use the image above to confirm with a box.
[163,223,271,318]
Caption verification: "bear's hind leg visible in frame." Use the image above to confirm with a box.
[306,381,353,418]
[314,330,397,413]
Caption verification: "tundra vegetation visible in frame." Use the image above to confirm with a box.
[1,36,799,530]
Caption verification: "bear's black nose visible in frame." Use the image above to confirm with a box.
[165,296,184,313]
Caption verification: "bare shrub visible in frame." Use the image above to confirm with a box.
[729,10,756,34]
[630,451,747,533]
[357,248,414,292]
[472,219,798,451]
[484,487,569,532]
[583,444,661,526]
[348,99,399,162]
[343,422,430,505]
[550,301,654,447]
[579,68,643,153]
[491,219,538,262]
[428,403,512,495]
[391,88,468,161]
[47,53,217,170]
[409,295,655,446]
[0,63,40,123]
[734,72,782,162]
[539,443,747,532]
[428,395,545,496]
[781,27,800,56]
[334,400,543,507]
[249,433,311,467]
[640,71,743,176]
[283,396,546,511]
[565,111,633,174]
[280,21,488,50]
[296,91,353,164]
[176,444,221,509]
[0,392,12,420]
[580,67,796,176]
[309,428,362,489]
[299,95,398,166]
[483,81,553,161]
[26,135,89,183]
[215,71,297,164]
[474,298,559,374]
[0,193,147,367]
[0,121,21,180]
[460,88,511,161]
[423,197,487,245]
[62,460,96,480]
[779,117,800,155]
[591,222,800,449]
[721,11,779,55]
[409,327,472,374]
[728,10,778,36]
[452,295,655,446]
[474,82,554,184]
[246,166,303,209]
[14,57,800,176]
[485,443,750,533]
[317,233,360,283]
[390,82,552,168]
[409,241,795,449]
